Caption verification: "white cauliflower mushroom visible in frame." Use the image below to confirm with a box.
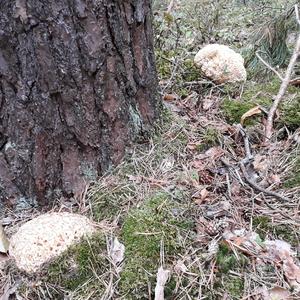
[194,44,247,84]
[9,212,96,273]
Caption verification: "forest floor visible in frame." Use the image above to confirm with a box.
[1,1,300,299]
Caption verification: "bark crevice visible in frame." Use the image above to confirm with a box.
[0,0,159,207]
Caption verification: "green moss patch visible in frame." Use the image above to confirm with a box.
[221,79,275,125]
[214,243,246,299]
[46,233,109,297]
[252,216,270,240]
[223,276,244,299]
[181,58,201,82]
[199,127,221,151]
[119,192,194,298]
[281,99,300,130]
[252,216,298,246]
[155,49,178,80]
[216,243,248,274]
[284,157,300,189]
[221,77,300,129]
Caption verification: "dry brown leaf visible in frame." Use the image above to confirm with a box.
[191,160,207,171]
[240,106,262,125]
[265,240,300,289]
[200,188,209,200]
[196,217,207,234]
[205,201,231,218]
[265,240,293,262]
[223,229,263,255]
[282,257,300,289]
[110,237,125,265]
[222,230,300,290]
[197,116,232,133]
[174,260,188,274]
[231,180,241,196]
[193,146,224,161]
[205,146,224,160]
[202,96,215,111]
[266,287,291,300]
[163,101,182,113]
[193,188,215,205]
[127,174,143,184]
[253,154,268,172]
[163,93,178,102]
[232,236,247,247]
[154,266,170,300]
[269,174,281,185]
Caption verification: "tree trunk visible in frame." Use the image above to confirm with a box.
[0,0,160,207]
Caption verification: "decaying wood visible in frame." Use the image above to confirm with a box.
[0,0,160,206]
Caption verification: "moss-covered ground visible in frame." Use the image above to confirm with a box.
[119,192,193,298]
[9,96,299,298]
[3,1,300,299]
[221,78,300,129]
[284,157,300,189]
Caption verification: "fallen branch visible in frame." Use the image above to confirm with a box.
[255,52,284,81]
[220,158,290,203]
[264,4,300,141]
[237,124,291,202]
[239,162,290,202]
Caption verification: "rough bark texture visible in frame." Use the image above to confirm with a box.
[0,0,160,207]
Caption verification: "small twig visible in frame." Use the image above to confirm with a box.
[226,173,232,198]
[236,124,253,162]
[221,158,290,203]
[180,80,212,87]
[223,124,291,203]
[260,194,295,220]
[255,52,284,81]
[265,4,300,140]
[239,162,290,202]
[227,240,258,257]
[236,125,290,202]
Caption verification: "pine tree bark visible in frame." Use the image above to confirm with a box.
[0,0,160,207]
